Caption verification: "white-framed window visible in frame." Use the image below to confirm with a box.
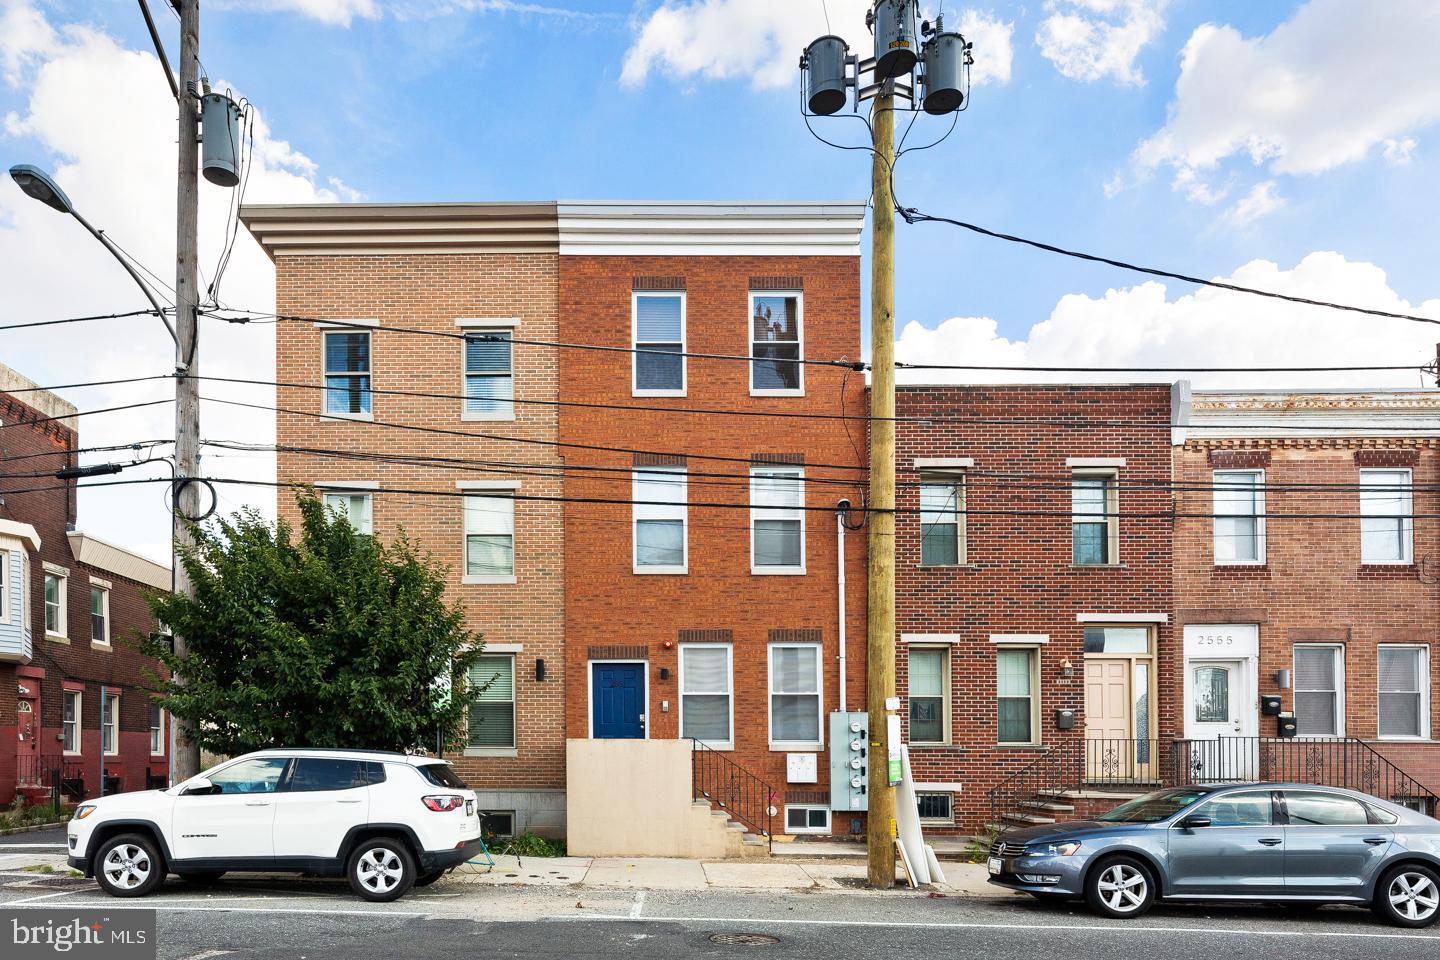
[750,291,803,395]
[44,569,66,637]
[463,330,514,420]
[1360,469,1413,564]
[997,646,1039,745]
[464,493,515,583]
[323,329,372,417]
[1071,471,1118,565]
[907,647,948,744]
[323,492,373,536]
[769,643,822,749]
[916,792,954,824]
[1378,645,1429,740]
[102,693,119,755]
[1214,469,1266,564]
[150,703,165,755]
[679,644,733,749]
[784,805,830,835]
[90,583,110,646]
[633,292,685,395]
[63,690,81,755]
[1293,644,1344,737]
[751,466,805,574]
[633,468,688,573]
[468,654,517,751]
[919,473,964,566]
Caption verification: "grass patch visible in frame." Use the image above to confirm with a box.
[1,799,66,832]
[962,825,1003,864]
[490,832,566,858]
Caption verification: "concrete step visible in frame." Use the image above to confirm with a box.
[1002,812,1056,826]
[1019,800,1076,814]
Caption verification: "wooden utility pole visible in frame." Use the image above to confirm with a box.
[866,82,898,889]
[171,0,202,783]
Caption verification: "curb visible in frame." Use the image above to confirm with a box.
[0,821,69,837]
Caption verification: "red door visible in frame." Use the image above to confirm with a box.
[17,682,40,783]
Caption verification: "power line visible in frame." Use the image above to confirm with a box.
[896,362,1428,374]
[0,309,163,333]
[0,398,174,432]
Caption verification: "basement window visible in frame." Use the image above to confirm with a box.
[916,792,954,824]
[784,805,830,835]
[480,810,516,839]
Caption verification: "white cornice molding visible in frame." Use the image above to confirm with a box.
[66,531,169,590]
[0,519,41,552]
[1184,389,1440,440]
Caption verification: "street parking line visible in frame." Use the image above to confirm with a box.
[629,890,647,919]
[4,889,83,905]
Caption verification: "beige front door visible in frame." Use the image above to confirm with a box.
[1085,659,1133,779]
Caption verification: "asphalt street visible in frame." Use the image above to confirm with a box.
[2,867,1438,960]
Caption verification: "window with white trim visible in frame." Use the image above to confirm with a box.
[633,293,685,394]
[633,469,687,572]
[680,644,732,748]
[750,292,803,394]
[44,571,66,637]
[323,492,373,536]
[769,644,822,747]
[150,703,165,755]
[751,466,804,573]
[919,473,964,566]
[916,792,954,823]
[1378,646,1429,739]
[1214,469,1265,564]
[907,647,948,744]
[1293,644,1343,736]
[102,693,119,755]
[996,647,1039,745]
[468,654,516,750]
[323,330,372,416]
[464,330,514,419]
[90,584,109,645]
[1071,471,1118,565]
[1360,469,1413,564]
[464,493,515,581]
[784,805,830,835]
[63,690,81,754]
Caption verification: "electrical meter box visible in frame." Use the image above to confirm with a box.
[829,711,869,812]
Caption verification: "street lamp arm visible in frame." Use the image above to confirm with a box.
[67,207,181,355]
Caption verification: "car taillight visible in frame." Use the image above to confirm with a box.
[423,795,465,812]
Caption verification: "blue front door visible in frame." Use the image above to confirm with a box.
[592,663,645,739]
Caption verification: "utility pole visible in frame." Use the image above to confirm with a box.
[171,0,202,783]
[865,83,898,889]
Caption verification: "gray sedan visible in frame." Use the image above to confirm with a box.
[987,783,1440,927]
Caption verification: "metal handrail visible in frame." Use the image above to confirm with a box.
[690,738,776,853]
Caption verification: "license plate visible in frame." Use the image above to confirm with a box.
[988,857,1002,876]
[466,799,474,816]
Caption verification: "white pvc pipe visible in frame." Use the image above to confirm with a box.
[836,504,847,713]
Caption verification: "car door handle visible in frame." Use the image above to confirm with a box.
[1363,837,1389,845]
[244,800,271,807]
[1257,838,1282,846]
[336,799,363,804]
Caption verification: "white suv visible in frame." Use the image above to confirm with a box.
[67,748,483,902]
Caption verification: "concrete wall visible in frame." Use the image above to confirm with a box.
[474,787,566,840]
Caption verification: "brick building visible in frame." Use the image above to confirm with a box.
[894,384,1177,834]
[0,362,170,807]
[1173,387,1440,804]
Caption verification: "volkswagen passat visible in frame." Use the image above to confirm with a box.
[988,783,1440,927]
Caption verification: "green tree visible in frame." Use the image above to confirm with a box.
[141,491,485,755]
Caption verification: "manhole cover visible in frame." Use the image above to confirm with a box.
[709,933,780,946]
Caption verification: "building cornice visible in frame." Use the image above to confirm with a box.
[67,531,170,591]
[1180,389,1440,442]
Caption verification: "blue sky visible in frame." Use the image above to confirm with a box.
[3,0,1439,559]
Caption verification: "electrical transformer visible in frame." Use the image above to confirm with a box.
[828,711,869,812]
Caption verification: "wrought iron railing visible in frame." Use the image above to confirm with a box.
[690,738,775,853]
[14,755,88,806]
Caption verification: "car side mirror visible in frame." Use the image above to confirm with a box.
[1180,815,1212,829]
[181,776,215,796]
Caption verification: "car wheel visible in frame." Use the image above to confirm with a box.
[1372,864,1440,928]
[414,868,446,888]
[177,871,226,885]
[1084,856,1156,919]
[347,838,416,903]
[95,833,165,898]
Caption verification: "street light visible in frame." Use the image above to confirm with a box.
[8,164,179,355]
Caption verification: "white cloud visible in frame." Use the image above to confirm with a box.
[621,1,1012,91]
[214,0,381,27]
[1223,180,1282,227]
[1036,0,1167,85]
[1136,0,1440,195]
[1383,136,1418,166]
[214,0,613,25]
[2,1,346,561]
[896,252,1440,391]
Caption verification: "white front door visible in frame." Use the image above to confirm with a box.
[1185,659,1258,780]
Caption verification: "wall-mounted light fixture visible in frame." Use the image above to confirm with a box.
[1274,669,1291,690]
[659,667,671,681]
[1059,659,1074,677]
[535,658,545,682]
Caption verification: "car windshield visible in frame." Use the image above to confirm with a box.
[1096,788,1211,823]
[418,763,468,789]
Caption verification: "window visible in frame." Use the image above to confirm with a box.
[44,571,66,637]
[19,553,28,632]
[907,648,948,744]
[323,330,372,416]
[919,474,964,566]
[480,810,516,838]
[784,805,830,835]
[1214,469,1265,564]
[203,757,288,794]
[0,550,7,622]
[750,292,803,394]
[1360,469,1413,563]
[419,763,469,788]
[323,492,373,536]
[149,704,165,755]
[464,493,515,581]
[633,469,687,573]
[287,758,381,792]
[1083,627,1150,654]
[1378,646,1428,739]
[90,584,109,645]
[769,644,822,747]
[468,655,516,751]
[997,647,1038,744]
[1293,644,1343,736]
[102,693,118,755]
[633,293,685,394]
[1071,472,1118,565]
[62,690,81,754]
[680,644,732,748]
[751,466,805,573]
[1282,790,1370,826]
[1196,791,1273,826]
[464,330,514,419]
[916,792,954,823]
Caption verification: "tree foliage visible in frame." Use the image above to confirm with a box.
[141,492,485,755]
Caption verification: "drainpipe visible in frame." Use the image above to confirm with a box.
[836,500,850,713]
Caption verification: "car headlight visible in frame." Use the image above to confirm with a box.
[1040,841,1081,857]
[73,805,97,821]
